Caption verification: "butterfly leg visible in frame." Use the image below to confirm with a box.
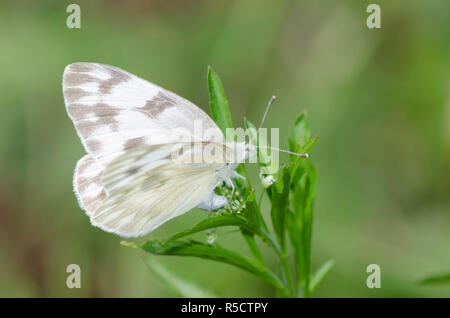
[226,177,236,202]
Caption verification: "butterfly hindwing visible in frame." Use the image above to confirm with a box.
[73,154,107,215]
[90,144,225,237]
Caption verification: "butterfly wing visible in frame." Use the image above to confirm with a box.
[63,63,228,233]
[91,144,227,237]
[73,154,106,215]
[63,62,224,166]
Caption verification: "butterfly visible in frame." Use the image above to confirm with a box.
[63,62,258,237]
[63,63,307,237]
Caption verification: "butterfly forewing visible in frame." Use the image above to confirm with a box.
[63,62,223,166]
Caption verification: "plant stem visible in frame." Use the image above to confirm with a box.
[280,251,295,297]
[242,232,265,266]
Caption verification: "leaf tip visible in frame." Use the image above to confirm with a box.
[207,65,216,76]
[120,240,138,248]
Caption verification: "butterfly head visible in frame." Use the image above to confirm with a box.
[244,142,257,162]
[230,141,257,164]
[223,141,255,165]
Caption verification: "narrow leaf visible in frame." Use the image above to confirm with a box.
[289,112,311,151]
[144,256,218,298]
[206,69,264,232]
[166,214,258,242]
[208,67,233,139]
[309,260,335,294]
[242,188,268,232]
[286,112,318,297]
[141,240,283,289]
[420,273,450,285]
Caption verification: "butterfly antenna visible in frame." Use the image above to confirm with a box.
[258,95,276,132]
[256,145,309,158]
[248,95,308,157]
[249,95,276,145]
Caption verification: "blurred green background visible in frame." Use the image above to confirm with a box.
[0,0,449,297]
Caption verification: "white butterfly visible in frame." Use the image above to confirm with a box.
[63,62,255,237]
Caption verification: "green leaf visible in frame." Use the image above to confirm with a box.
[302,136,318,154]
[309,260,335,294]
[420,273,450,285]
[242,189,268,232]
[289,161,316,297]
[206,69,270,260]
[141,240,283,289]
[207,68,255,209]
[268,166,296,295]
[166,214,258,242]
[208,66,234,139]
[286,113,318,297]
[143,256,218,298]
[289,112,311,151]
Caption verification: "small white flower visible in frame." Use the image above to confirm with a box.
[260,173,276,188]
[206,230,218,244]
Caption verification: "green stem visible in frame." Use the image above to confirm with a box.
[281,255,295,297]
[242,231,265,266]
[257,228,295,297]
[259,228,282,258]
